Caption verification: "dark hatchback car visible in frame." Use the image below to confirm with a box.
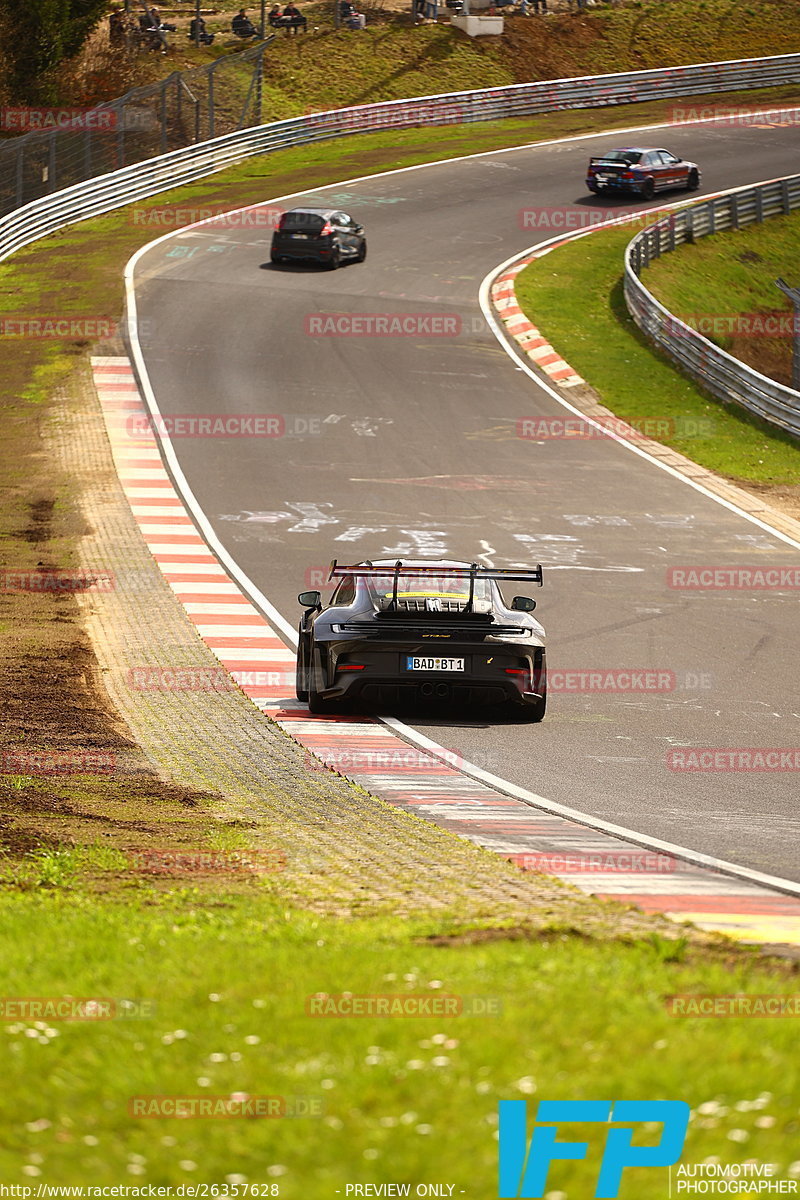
[270,207,367,268]
[296,559,547,721]
[586,147,701,199]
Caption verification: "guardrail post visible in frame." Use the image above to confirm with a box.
[708,199,716,235]
[47,133,56,192]
[755,187,764,223]
[731,193,739,230]
[782,178,791,214]
[160,79,169,154]
[15,143,24,208]
[208,59,221,140]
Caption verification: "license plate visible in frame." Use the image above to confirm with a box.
[290,233,309,239]
[596,173,610,182]
[406,656,464,672]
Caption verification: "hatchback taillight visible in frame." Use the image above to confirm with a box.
[320,222,333,236]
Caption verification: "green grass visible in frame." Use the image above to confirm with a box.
[514,224,800,484]
[0,893,797,1191]
[122,0,800,120]
[644,210,800,389]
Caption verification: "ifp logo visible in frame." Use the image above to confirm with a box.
[498,1100,690,1198]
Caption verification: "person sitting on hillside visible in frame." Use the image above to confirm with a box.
[282,3,307,32]
[109,5,126,45]
[268,4,284,25]
[347,4,366,26]
[189,14,215,42]
[232,8,259,36]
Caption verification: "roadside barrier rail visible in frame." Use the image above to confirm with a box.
[624,175,800,439]
[2,52,800,260]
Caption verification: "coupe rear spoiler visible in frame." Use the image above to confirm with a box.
[328,560,543,613]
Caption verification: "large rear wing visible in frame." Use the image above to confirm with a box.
[328,560,543,612]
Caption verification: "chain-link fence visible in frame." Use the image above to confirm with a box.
[0,38,275,218]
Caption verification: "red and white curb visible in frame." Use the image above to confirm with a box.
[92,355,800,946]
[491,249,584,388]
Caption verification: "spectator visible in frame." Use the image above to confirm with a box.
[338,0,354,21]
[346,4,366,26]
[109,5,126,44]
[138,7,172,51]
[189,14,214,42]
[532,0,547,12]
[282,2,307,31]
[413,0,425,20]
[232,7,259,35]
[268,4,284,25]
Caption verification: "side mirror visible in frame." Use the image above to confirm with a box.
[511,595,536,612]
[354,225,364,235]
[298,590,321,609]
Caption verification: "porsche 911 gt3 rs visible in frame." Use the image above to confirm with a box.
[296,559,547,721]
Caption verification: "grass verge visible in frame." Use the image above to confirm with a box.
[643,209,800,390]
[513,222,800,493]
[0,893,798,1189]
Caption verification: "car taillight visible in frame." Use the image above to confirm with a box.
[338,663,365,672]
[320,222,333,236]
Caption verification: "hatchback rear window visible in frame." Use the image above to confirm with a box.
[279,211,327,232]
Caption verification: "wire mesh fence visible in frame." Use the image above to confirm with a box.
[0,38,274,218]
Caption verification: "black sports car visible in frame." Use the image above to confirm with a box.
[295,559,547,720]
[586,147,701,199]
[270,207,367,269]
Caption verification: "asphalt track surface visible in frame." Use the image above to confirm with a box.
[130,118,800,884]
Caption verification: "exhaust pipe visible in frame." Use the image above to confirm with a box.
[420,683,435,698]
[435,683,450,699]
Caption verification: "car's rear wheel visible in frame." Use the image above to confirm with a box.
[641,177,655,201]
[271,252,285,264]
[327,245,341,270]
[356,240,367,262]
[686,168,699,191]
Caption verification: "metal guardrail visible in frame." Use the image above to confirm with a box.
[1,54,800,277]
[624,176,800,439]
[0,37,276,219]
